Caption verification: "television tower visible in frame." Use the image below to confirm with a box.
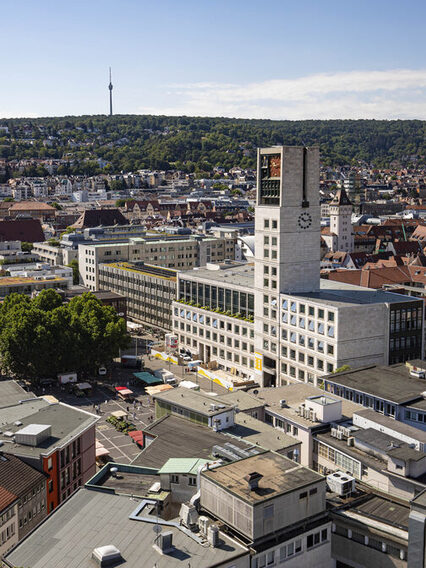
[108,67,113,116]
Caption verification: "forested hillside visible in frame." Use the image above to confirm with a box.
[0,115,424,174]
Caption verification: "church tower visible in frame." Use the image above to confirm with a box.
[329,188,353,252]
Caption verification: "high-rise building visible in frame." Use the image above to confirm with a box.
[171,146,424,389]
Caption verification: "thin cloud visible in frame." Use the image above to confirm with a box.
[138,69,426,120]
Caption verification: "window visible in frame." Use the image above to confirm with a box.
[171,475,179,484]
[188,477,196,486]
[264,219,269,229]
[271,237,277,246]
[327,325,335,338]
[272,220,277,229]
[299,491,307,499]
[327,344,334,355]
[264,236,269,245]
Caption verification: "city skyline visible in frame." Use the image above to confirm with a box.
[0,0,425,120]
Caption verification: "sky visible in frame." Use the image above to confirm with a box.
[1,0,425,120]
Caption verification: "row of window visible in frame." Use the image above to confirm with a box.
[315,441,362,478]
[175,308,254,337]
[18,483,44,508]
[0,507,15,528]
[0,522,15,545]
[178,334,255,369]
[178,280,255,317]
[254,527,328,567]
[281,347,334,374]
[170,474,197,486]
[282,313,335,337]
[325,385,396,417]
[333,524,406,560]
[282,299,335,321]
[18,501,45,528]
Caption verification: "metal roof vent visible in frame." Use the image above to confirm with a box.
[92,545,122,566]
[244,471,263,491]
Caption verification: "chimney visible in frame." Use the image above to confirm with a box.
[244,471,263,491]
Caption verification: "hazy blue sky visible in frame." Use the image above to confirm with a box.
[1,0,425,119]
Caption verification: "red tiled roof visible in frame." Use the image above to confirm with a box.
[0,486,17,512]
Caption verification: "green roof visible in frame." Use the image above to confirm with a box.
[157,458,210,475]
[133,372,162,385]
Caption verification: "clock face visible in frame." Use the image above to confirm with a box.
[269,155,281,178]
[297,212,312,230]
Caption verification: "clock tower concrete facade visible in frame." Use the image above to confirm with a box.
[254,146,320,386]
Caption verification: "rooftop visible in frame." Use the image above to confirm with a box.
[0,399,98,458]
[202,451,323,505]
[104,261,177,281]
[131,415,259,469]
[252,384,361,428]
[182,265,416,307]
[218,390,265,412]
[0,380,35,409]
[153,388,234,417]
[4,488,248,568]
[0,453,45,500]
[225,413,299,452]
[324,363,426,405]
[158,458,210,475]
[353,408,426,443]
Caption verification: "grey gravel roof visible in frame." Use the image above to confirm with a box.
[4,488,248,568]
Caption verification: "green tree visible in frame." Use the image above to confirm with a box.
[21,242,33,252]
[0,290,129,382]
[67,259,79,285]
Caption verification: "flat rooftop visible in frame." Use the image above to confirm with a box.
[103,261,177,281]
[251,384,361,428]
[181,262,254,290]
[353,408,426,443]
[0,399,98,458]
[224,413,299,452]
[4,488,248,568]
[290,278,420,307]
[153,388,234,417]
[181,266,418,307]
[324,363,426,405]
[202,451,323,505]
[132,415,256,469]
[339,494,410,532]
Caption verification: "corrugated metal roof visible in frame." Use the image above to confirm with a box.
[157,457,210,475]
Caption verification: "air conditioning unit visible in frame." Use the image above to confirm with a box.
[280,399,286,408]
[336,431,344,440]
[327,471,355,496]
[347,436,355,447]
[331,428,338,438]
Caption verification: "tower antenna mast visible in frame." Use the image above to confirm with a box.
[108,67,113,116]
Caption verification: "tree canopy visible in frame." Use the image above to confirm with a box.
[0,290,129,382]
[0,115,424,173]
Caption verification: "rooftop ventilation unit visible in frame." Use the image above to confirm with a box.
[326,471,355,496]
[411,369,425,379]
[207,525,219,547]
[244,471,263,491]
[155,531,174,554]
[179,503,198,529]
[15,424,51,446]
[92,545,122,566]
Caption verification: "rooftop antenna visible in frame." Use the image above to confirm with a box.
[108,67,113,116]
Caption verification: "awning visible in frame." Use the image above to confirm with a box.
[133,372,162,385]
[95,441,110,457]
[128,430,144,447]
[115,386,127,392]
[118,388,133,396]
[145,384,174,395]
[110,410,127,419]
